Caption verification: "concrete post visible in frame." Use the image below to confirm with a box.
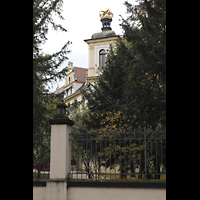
[46,118,74,200]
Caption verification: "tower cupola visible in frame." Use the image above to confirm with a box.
[101,18,112,31]
[84,9,119,79]
[91,9,116,39]
[99,9,113,31]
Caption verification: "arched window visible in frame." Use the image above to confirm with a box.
[68,77,71,84]
[99,49,106,68]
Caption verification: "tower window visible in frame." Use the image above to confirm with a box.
[99,49,106,68]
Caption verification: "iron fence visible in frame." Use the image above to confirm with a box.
[69,127,166,181]
[33,133,51,181]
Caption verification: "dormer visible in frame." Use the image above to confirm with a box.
[64,61,88,99]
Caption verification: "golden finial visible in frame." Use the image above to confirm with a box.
[99,9,113,20]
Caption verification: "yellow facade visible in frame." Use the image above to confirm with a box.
[62,10,119,108]
[84,36,118,84]
[63,62,87,107]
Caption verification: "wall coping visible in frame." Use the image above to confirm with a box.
[33,180,166,189]
[67,180,166,189]
[33,181,46,187]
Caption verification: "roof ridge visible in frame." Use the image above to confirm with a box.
[73,66,88,70]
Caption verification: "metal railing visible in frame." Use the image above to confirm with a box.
[33,133,51,181]
[69,127,166,181]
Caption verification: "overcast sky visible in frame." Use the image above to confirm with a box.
[42,0,136,92]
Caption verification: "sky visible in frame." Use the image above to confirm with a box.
[42,0,136,92]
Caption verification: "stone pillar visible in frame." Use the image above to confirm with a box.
[46,118,74,200]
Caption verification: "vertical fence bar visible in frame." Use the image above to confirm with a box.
[86,132,88,179]
[139,129,142,179]
[105,132,106,179]
[110,134,111,180]
[134,128,136,179]
[150,132,153,179]
[155,131,158,178]
[129,132,131,179]
[90,133,92,179]
[124,133,126,180]
[99,135,102,179]
[95,133,97,179]
[161,132,163,180]
[114,132,116,180]
[68,128,166,182]
[120,132,122,179]
[81,133,83,180]
[144,126,147,180]
[43,135,45,180]
[76,133,78,179]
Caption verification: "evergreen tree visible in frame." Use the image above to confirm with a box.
[33,0,70,134]
[84,0,166,128]
[80,1,166,179]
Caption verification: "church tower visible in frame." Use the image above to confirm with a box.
[84,9,119,84]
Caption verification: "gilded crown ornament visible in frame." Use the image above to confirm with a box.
[99,9,113,20]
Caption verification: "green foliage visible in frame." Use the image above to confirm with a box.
[33,1,70,179]
[70,103,92,133]
[75,0,166,179]
[33,133,51,180]
[33,0,70,135]
[84,0,166,128]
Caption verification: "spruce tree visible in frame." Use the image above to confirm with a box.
[84,0,166,128]
[33,0,70,134]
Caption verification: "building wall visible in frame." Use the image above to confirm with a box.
[93,44,110,76]
[64,91,82,105]
[63,37,118,106]
[86,36,118,77]
[33,186,166,200]
[65,82,83,95]
[68,187,166,200]
[33,186,46,200]
[65,70,75,86]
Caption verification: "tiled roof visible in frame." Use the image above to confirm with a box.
[53,67,88,94]
[74,67,88,82]
[54,85,65,94]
